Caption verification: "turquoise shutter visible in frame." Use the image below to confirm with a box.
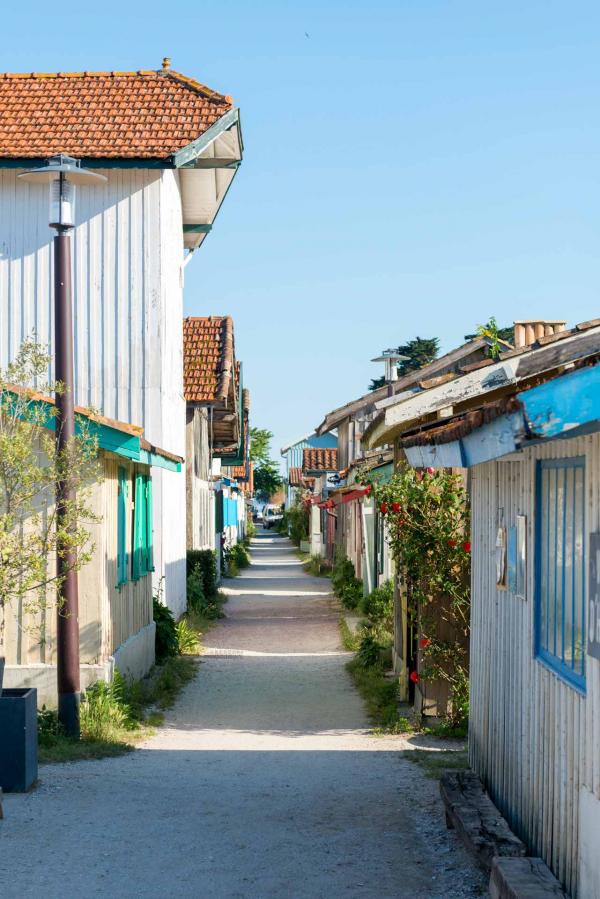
[132,473,144,580]
[117,467,128,586]
[145,476,154,572]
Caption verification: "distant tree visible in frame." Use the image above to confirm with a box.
[249,427,272,467]
[369,336,440,391]
[465,317,514,359]
[250,427,283,501]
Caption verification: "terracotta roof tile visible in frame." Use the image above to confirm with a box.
[289,467,303,486]
[183,316,234,404]
[302,448,338,472]
[0,68,233,159]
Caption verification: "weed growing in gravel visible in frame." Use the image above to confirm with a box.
[346,656,414,733]
[339,616,362,652]
[303,554,331,577]
[401,749,469,779]
[38,655,197,763]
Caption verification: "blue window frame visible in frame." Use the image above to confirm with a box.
[535,457,586,691]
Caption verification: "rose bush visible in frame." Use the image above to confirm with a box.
[358,465,470,728]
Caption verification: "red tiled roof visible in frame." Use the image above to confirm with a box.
[0,67,233,159]
[183,316,234,404]
[289,467,303,486]
[302,448,338,472]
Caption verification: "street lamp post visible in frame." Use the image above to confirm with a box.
[19,156,106,737]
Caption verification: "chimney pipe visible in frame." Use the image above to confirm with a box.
[513,320,566,349]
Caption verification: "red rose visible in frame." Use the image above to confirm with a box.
[410,670,419,683]
[380,503,388,514]
[365,485,372,495]
[462,541,471,553]
[426,467,435,475]
[447,539,457,548]
[391,502,401,513]
[419,637,430,648]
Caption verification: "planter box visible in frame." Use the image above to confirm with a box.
[0,688,38,792]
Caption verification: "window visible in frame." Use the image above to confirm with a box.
[132,473,154,580]
[535,457,586,690]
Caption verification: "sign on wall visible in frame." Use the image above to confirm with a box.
[588,533,600,660]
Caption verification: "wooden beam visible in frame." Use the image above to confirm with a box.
[187,158,241,169]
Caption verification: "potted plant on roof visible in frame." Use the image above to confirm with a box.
[0,342,99,790]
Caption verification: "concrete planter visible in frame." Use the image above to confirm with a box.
[0,688,38,792]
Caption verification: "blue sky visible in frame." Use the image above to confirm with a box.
[4,1,600,459]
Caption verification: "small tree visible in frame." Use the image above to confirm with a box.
[0,342,100,662]
[369,336,440,390]
[250,427,283,502]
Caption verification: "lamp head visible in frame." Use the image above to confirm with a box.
[18,154,107,229]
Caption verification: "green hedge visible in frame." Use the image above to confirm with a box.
[153,598,179,663]
[186,549,217,598]
[331,552,364,610]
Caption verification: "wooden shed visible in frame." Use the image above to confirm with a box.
[2,394,183,707]
[363,319,600,897]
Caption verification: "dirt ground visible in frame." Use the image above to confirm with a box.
[0,532,486,898]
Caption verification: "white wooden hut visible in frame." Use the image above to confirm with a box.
[363,318,600,897]
[0,62,243,618]
[1,391,182,706]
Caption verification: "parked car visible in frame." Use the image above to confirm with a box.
[262,504,283,529]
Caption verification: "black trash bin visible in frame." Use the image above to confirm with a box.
[0,688,38,792]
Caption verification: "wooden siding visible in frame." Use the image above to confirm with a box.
[1,452,152,669]
[470,433,600,897]
[186,407,215,551]
[0,168,188,618]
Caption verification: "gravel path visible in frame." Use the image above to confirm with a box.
[0,531,486,898]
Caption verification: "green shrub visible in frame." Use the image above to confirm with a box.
[187,562,206,612]
[359,580,394,625]
[175,618,200,654]
[187,562,222,618]
[286,501,309,545]
[357,632,381,668]
[38,706,63,747]
[224,542,250,575]
[153,596,178,663]
[340,578,363,610]
[305,553,327,576]
[80,672,133,741]
[186,549,217,598]
[331,552,364,610]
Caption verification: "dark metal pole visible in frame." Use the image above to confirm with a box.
[54,228,80,738]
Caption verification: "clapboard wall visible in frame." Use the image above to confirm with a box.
[0,168,187,616]
[470,433,600,897]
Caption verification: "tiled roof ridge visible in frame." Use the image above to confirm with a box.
[0,69,233,104]
[302,447,338,472]
[182,315,236,404]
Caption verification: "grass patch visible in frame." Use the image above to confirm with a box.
[401,748,469,779]
[346,656,415,734]
[38,655,198,764]
[303,553,332,577]
[423,720,469,739]
[38,582,228,764]
[339,616,362,652]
